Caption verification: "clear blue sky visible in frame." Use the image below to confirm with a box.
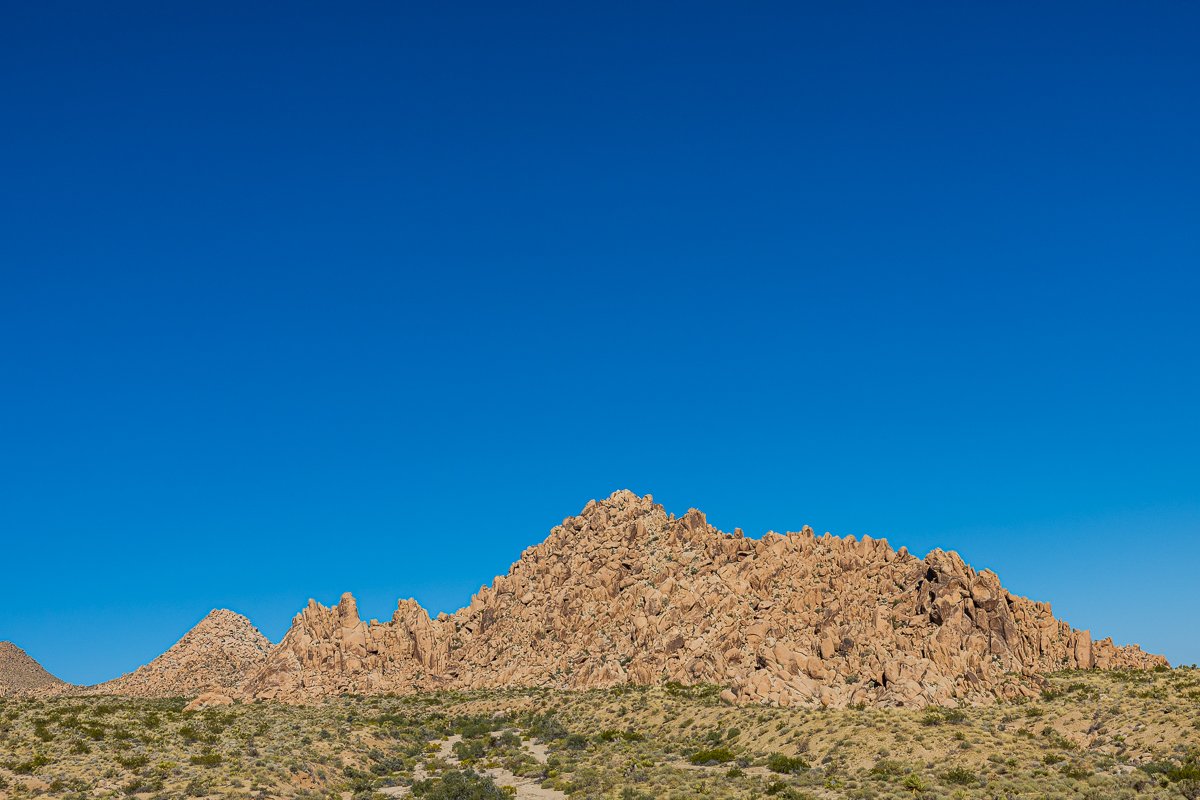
[2,2,1197,684]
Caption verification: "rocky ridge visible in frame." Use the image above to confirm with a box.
[0,641,66,696]
[77,609,272,698]
[240,491,1165,708]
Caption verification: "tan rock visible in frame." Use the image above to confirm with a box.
[233,490,1165,708]
[64,609,272,699]
[184,692,234,712]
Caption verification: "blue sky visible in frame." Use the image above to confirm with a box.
[1,2,1197,684]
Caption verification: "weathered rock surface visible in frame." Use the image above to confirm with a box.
[0,641,66,696]
[78,609,272,698]
[241,491,1166,707]
[183,691,235,712]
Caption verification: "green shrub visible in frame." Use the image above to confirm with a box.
[869,758,907,778]
[689,746,736,765]
[920,707,967,726]
[940,766,977,785]
[116,753,149,770]
[1140,755,1200,783]
[526,713,567,741]
[1168,756,1200,783]
[453,737,488,762]
[766,752,809,774]
[9,753,50,774]
[189,750,223,767]
[411,769,509,799]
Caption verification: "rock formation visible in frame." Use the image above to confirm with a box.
[80,609,272,698]
[241,491,1166,707]
[0,641,66,696]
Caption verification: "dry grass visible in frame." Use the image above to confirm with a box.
[0,667,1197,799]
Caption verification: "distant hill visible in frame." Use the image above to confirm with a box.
[0,641,66,696]
[79,609,272,698]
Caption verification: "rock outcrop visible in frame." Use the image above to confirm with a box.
[183,692,235,712]
[0,642,66,696]
[241,491,1166,707]
[81,609,272,698]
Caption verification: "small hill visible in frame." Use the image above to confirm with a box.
[243,490,1165,707]
[0,641,66,696]
[86,609,272,698]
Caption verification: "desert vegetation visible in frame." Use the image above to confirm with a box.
[0,668,1197,799]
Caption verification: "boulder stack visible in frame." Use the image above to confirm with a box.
[241,490,1165,707]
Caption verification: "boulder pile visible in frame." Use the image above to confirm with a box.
[241,490,1165,707]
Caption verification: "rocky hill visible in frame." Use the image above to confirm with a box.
[0,641,66,696]
[241,491,1165,707]
[82,609,272,698]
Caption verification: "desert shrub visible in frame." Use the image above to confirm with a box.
[453,737,488,762]
[411,769,509,799]
[184,778,209,796]
[901,773,928,792]
[1141,754,1200,783]
[869,758,907,778]
[116,753,149,770]
[122,776,162,795]
[689,746,736,765]
[9,753,50,773]
[189,750,223,767]
[940,766,977,785]
[454,715,505,738]
[495,730,521,748]
[766,752,809,774]
[920,707,966,726]
[526,713,568,742]
[1169,756,1200,783]
[368,749,409,775]
[663,681,722,700]
[178,724,206,743]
